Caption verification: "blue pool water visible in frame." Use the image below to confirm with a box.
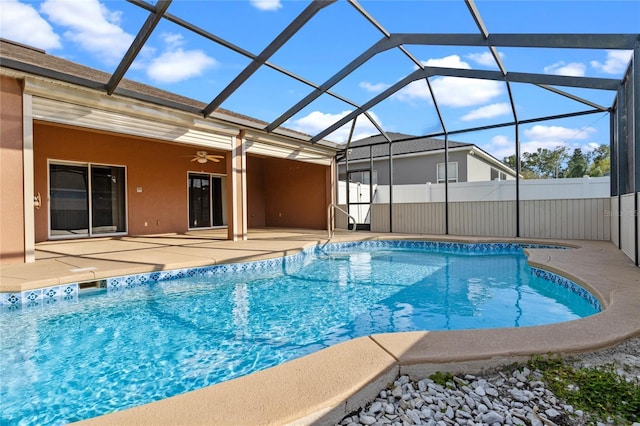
[0,242,599,425]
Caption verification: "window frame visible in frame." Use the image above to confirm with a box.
[47,159,128,240]
[187,171,228,230]
[436,161,458,183]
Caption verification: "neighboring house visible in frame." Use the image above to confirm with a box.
[0,39,337,264]
[338,132,517,186]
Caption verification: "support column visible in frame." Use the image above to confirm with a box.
[633,46,639,266]
[329,156,336,209]
[23,93,35,262]
[227,129,247,241]
[0,76,28,264]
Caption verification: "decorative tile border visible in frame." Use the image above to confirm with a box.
[530,267,601,311]
[315,240,569,255]
[0,283,79,312]
[102,250,311,293]
[0,240,578,312]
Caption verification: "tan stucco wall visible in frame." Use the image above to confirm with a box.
[262,156,329,229]
[247,155,267,228]
[0,76,25,263]
[247,155,329,230]
[33,123,227,242]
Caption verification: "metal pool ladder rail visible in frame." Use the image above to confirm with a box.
[328,203,357,238]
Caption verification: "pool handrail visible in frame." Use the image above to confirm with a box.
[327,203,357,237]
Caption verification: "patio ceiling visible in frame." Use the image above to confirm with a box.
[1,0,638,149]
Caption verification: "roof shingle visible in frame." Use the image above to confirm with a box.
[343,132,471,161]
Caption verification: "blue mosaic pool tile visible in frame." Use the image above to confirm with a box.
[530,267,601,311]
[1,292,21,306]
[206,266,223,276]
[0,293,20,308]
[107,276,126,290]
[316,240,569,256]
[61,284,79,302]
[43,286,59,300]
[22,289,42,304]
[0,283,78,311]
[124,275,137,289]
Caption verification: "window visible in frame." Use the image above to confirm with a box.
[491,168,509,181]
[49,162,127,238]
[188,173,227,228]
[437,162,458,183]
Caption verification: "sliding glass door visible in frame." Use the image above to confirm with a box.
[49,162,126,238]
[91,166,126,235]
[188,174,211,228]
[188,173,226,228]
[50,164,89,236]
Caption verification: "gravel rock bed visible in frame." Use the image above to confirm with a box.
[337,337,640,426]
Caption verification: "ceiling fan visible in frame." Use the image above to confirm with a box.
[191,151,224,164]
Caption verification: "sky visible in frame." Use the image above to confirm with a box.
[1,0,639,161]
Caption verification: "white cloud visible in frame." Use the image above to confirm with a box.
[590,50,633,74]
[461,103,511,121]
[0,0,61,50]
[40,0,133,64]
[543,61,586,77]
[286,111,381,143]
[586,142,600,151]
[395,55,504,107]
[147,49,217,84]
[479,135,515,160]
[431,77,504,107]
[466,51,503,67]
[141,32,217,84]
[422,55,471,69]
[395,80,430,103]
[359,81,391,93]
[161,33,185,50]
[523,124,595,143]
[250,0,282,11]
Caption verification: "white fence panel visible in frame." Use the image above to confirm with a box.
[335,178,613,241]
[368,177,609,203]
[620,194,637,261]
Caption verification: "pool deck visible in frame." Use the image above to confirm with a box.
[1,229,639,425]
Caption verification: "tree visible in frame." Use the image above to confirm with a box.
[502,144,610,179]
[503,154,538,179]
[587,144,610,176]
[522,147,569,178]
[503,154,517,170]
[565,148,590,178]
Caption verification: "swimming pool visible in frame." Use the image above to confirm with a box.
[0,241,600,425]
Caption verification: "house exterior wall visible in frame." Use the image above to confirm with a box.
[341,151,468,185]
[247,155,332,230]
[247,155,267,228]
[259,156,329,229]
[0,76,25,263]
[466,154,491,182]
[33,122,228,242]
